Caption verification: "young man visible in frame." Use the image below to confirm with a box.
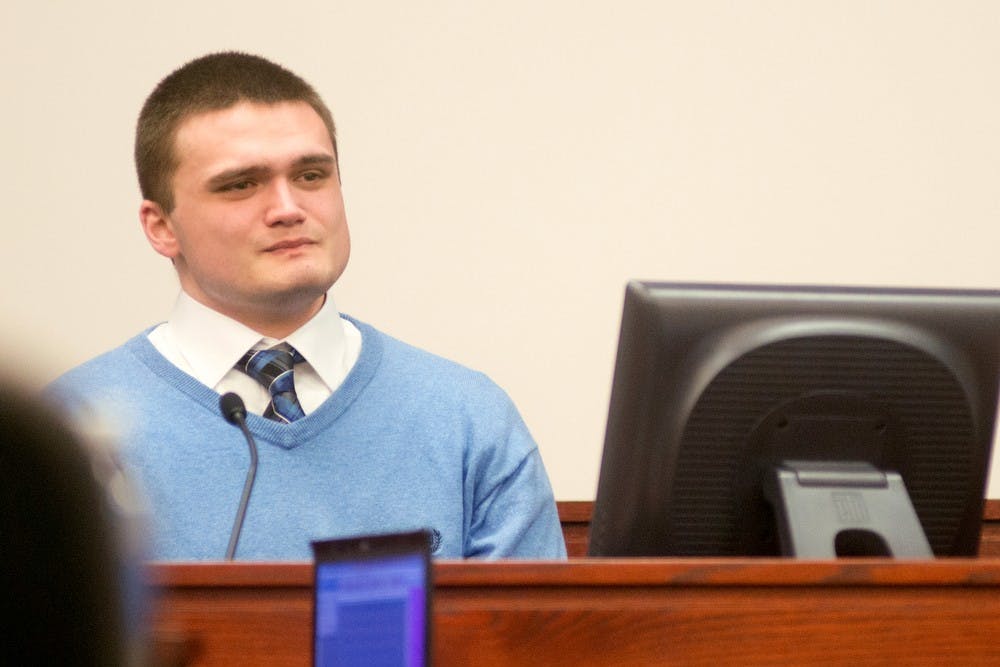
[49,52,566,561]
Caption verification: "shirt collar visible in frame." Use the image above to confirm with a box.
[283,297,350,391]
[168,291,348,390]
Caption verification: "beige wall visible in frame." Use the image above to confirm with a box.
[2,1,998,499]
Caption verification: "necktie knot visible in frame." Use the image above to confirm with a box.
[237,344,306,423]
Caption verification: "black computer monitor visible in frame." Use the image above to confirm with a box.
[588,282,1000,558]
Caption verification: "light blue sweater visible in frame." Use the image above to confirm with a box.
[48,318,566,561]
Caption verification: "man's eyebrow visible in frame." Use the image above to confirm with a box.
[292,153,337,169]
[205,165,270,189]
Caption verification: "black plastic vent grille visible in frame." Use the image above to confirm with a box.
[668,335,974,555]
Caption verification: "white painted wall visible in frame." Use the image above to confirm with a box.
[2,1,998,498]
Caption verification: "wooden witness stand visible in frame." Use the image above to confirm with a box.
[150,501,1000,666]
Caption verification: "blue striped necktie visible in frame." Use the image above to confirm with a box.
[236,345,306,423]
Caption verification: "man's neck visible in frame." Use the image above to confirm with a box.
[186,290,327,340]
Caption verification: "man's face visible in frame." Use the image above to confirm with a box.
[141,100,350,334]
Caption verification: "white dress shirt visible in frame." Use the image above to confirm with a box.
[147,291,362,417]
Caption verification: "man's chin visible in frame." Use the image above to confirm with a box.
[258,281,333,310]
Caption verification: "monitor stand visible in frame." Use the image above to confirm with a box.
[764,460,933,558]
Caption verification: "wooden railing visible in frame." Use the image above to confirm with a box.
[149,558,1000,666]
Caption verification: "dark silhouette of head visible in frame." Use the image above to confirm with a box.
[0,382,131,665]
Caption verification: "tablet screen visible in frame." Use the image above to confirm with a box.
[312,531,431,667]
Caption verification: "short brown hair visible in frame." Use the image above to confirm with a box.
[135,51,338,211]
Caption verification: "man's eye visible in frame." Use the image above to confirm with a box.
[226,181,254,191]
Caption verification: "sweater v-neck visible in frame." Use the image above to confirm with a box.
[124,315,384,450]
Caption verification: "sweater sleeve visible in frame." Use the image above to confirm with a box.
[464,399,567,560]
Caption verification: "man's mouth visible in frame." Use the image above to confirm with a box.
[265,238,314,252]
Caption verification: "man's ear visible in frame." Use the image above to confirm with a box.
[139,200,180,259]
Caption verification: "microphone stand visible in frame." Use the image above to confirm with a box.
[220,393,258,560]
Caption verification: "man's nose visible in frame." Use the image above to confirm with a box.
[264,179,306,226]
